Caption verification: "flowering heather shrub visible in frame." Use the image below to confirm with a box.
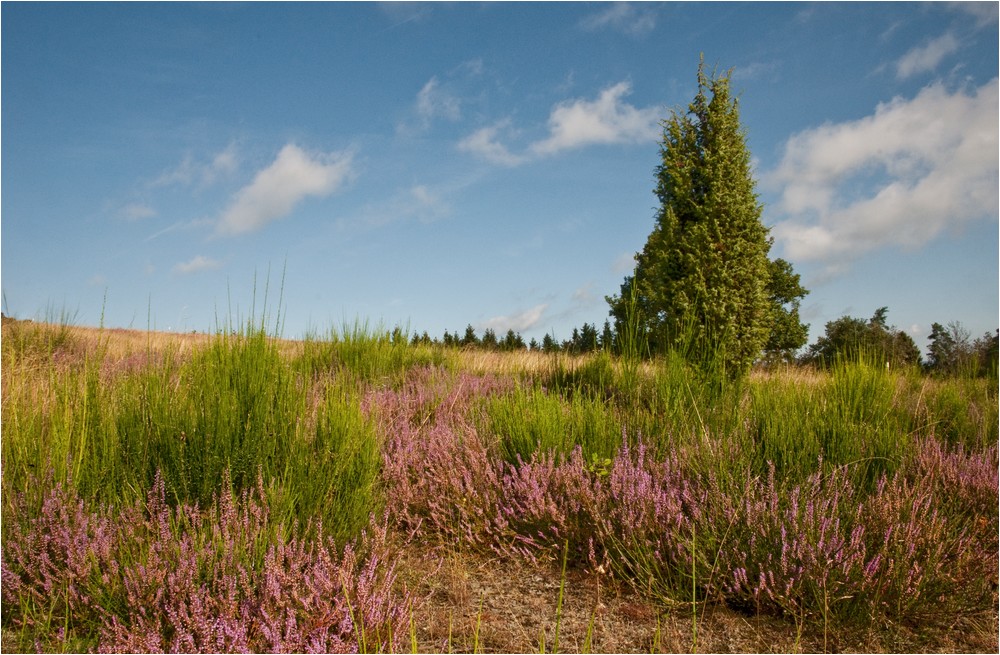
[1,476,117,648]
[371,371,514,548]
[711,464,875,621]
[907,437,999,524]
[375,370,704,572]
[596,441,708,592]
[2,472,409,653]
[371,366,997,633]
[709,452,998,629]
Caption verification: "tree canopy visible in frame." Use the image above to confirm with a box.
[608,59,807,374]
[806,307,921,368]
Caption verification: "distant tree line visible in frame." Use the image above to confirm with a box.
[407,309,996,379]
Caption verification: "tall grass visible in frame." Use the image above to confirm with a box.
[745,355,913,487]
[295,319,453,386]
[477,383,623,465]
[1,318,387,544]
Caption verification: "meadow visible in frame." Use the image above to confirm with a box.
[1,315,997,653]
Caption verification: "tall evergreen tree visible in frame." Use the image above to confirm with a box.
[600,320,615,352]
[481,328,498,350]
[461,324,478,348]
[608,59,799,375]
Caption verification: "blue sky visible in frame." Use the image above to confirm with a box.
[3,2,997,354]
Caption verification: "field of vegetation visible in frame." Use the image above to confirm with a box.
[2,315,997,653]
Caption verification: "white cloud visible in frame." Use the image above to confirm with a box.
[951,1,998,28]
[895,32,960,79]
[457,120,527,166]
[154,143,239,188]
[173,255,221,275]
[207,144,239,181]
[408,185,450,219]
[530,81,661,156]
[344,183,452,230]
[478,303,549,334]
[216,144,354,236]
[459,82,661,165]
[768,79,998,270]
[120,202,156,221]
[571,282,598,305]
[579,3,656,37]
[731,61,780,83]
[612,252,637,273]
[416,76,461,124]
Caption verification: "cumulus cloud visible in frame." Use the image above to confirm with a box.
[578,2,657,37]
[529,81,661,156]
[895,32,960,79]
[478,303,549,333]
[768,79,998,269]
[459,82,660,165]
[216,144,354,236]
[457,120,527,166]
[173,255,221,274]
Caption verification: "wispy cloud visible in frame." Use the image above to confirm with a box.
[416,76,461,125]
[119,202,156,221]
[153,142,239,189]
[477,303,549,333]
[173,255,221,275]
[951,1,998,28]
[460,81,660,165]
[571,282,598,305]
[341,183,452,230]
[579,2,657,37]
[216,144,354,236]
[377,1,432,30]
[612,251,637,274]
[895,32,960,79]
[767,79,998,274]
[731,61,780,84]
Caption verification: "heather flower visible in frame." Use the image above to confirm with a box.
[2,471,409,654]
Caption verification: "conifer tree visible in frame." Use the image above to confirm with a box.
[461,324,478,348]
[481,328,498,350]
[608,59,801,375]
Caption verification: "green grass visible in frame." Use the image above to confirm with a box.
[476,383,623,465]
[2,318,392,544]
[294,319,454,386]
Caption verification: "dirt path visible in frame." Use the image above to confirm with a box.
[397,541,998,654]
